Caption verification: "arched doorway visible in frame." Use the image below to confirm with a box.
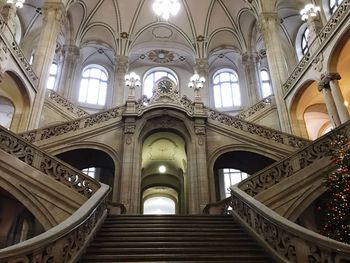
[141,132,187,214]
[213,151,275,200]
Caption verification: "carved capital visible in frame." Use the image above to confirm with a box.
[62,45,80,58]
[318,72,341,91]
[124,125,135,134]
[242,52,259,64]
[115,55,129,75]
[195,58,209,75]
[257,12,280,33]
[43,2,65,23]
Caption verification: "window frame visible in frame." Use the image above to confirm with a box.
[301,27,310,55]
[329,0,343,14]
[212,68,242,110]
[218,168,249,198]
[260,69,273,98]
[78,64,109,108]
[46,62,59,90]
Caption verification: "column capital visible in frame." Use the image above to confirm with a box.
[115,55,129,74]
[257,12,280,32]
[43,2,65,23]
[62,45,79,57]
[195,58,209,74]
[318,72,341,91]
[242,52,259,64]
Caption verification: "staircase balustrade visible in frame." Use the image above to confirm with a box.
[0,184,110,263]
[229,185,350,262]
[0,126,99,197]
[238,121,350,197]
[235,95,275,120]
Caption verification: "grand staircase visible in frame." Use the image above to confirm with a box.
[81,214,273,262]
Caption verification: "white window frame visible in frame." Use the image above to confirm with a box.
[260,69,273,98]
[46,63,58,90]
[212,69,242,110]
[78,64,108,107]
[219,168,248,198]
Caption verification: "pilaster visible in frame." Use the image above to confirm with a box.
[242,52,261,105]
[195,58,209,105]
[113,55,129,107]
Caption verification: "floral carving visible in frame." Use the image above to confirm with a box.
[48,90,88,117]
[235,96,273,120]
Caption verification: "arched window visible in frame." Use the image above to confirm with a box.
[46,63,58,90]
[79,65,108,106]
[143,68,177,98]
[260,70,272,98]
[213,69,241,108]
[330,0,343,14]
[301,27,310,55]
[143,196,176,214]
[0,97,15,129]
[219,168,248,198]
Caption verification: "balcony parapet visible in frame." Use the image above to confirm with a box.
[283,0,350,96]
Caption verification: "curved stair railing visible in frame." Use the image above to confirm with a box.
[238,121,350,197]
[0,184,110,263]
[235,95,275,120]
[229,186,350,262]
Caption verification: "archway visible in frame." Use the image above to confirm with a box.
[141,131,187,214]
[213,151,275,200]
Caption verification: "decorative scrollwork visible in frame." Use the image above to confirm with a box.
[47,90,88,117]
[235,96,274,120]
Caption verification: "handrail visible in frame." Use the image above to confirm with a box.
[0,184,110,263]
[20,105,125,143]
[238,121,350,197]
[230,185,350,262]
[235,95,275,120]
[0,15,39,88]
[0,126,100,197]
[47,90,89,118]
[283,0,350,95]
[206,107,310,148]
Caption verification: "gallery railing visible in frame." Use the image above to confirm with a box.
[235,95,275,120]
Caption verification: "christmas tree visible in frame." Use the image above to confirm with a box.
[320,134,350,244]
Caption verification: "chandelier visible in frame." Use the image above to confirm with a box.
[300,3,320,21]
[152,0,180,20]
[6,0,25,8]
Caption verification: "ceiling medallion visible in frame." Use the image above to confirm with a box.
[196,35,205,42]
[120,32,129,39]
[152,0,180,20]
[148,49,175,63]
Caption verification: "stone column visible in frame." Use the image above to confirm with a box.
[323,73,350,124]
[258,12,291,133]
[0,3,17,36]
[113,55,129,107]
[29,2,65,129]
[195,58,209,106]
[318,80,341,127]
[57,45,80,98]
[242,52,261,105]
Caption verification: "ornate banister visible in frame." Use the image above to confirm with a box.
[207,107,310,148]
[47,90,89,118]
[202,197,231,215]
[230,186,350,262]
[235,95,275,120]
[238,121,350,197]
[0,126,100,197]
[20,105,124,143]
[0,184,110,263]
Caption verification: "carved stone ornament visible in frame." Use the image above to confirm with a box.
[312,53,324,72]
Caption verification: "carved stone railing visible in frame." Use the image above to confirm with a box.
[0,184,110,263]
[283,0,350,95]
[207,107,310,148]
[239,121,350,197]
[47,90,89,118]
[230,186,350,262]
[20,106,124,143]
[0,16,39,88]
[235,95,275,120]
[0,126,100,197]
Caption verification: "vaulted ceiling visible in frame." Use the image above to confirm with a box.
[18,0,307,70]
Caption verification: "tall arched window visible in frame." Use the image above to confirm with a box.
[143,68,177,98]
[301,27,310,55]
[330,0,343,14]
[46,63,58,90]
[213,69,241,108]
[260,70,272,98]
[79,65,108,106]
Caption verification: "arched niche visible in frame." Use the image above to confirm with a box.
[0,71,31,132]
